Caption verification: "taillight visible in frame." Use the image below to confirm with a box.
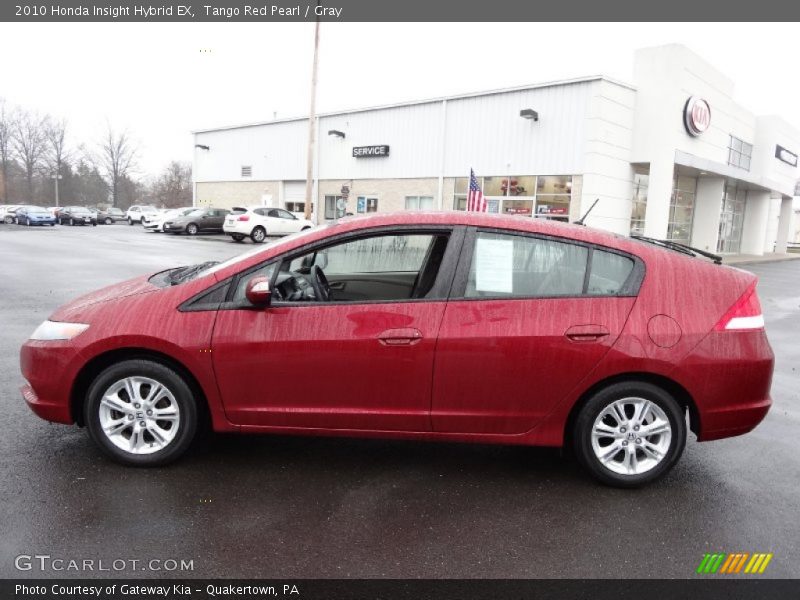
[237,215,250,221]
[714,283,765,331]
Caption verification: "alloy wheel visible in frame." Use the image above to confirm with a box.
[590,397,672,476]
[98,376,180,455]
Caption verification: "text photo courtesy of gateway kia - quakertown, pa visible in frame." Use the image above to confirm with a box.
[1,5,800,600]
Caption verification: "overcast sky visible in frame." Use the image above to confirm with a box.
[0,22,797,177]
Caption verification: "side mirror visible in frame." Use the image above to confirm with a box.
[245,276,272,307]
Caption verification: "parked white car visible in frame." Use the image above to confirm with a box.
[0,205,22,224]
[143,207,195,232]
[223,206,314,243]
[125,205,159,225]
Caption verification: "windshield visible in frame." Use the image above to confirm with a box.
[28,208,48,214]
[199,224,331,279]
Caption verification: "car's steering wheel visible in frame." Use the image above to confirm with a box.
[310,265,332,302]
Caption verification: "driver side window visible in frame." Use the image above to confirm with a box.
[275,232,449,303]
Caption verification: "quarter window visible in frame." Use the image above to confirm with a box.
[587,251,634,295]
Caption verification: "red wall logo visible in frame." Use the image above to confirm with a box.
[684,96,711,136]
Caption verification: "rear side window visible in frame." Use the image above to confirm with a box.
[465,232,588,298]
[587,250,634,295]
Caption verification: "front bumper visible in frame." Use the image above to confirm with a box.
[19,341,82,425]
[163,223,186,232]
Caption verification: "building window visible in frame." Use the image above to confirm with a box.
[241,166,252,177]
[667,174,697,245]
[324,195,344,220]
[357,196,378,213]
[405,196,435,210]
[630,171,649,235]
[452,175,572,222]
[285,201,313,213]
[728,136,753,171]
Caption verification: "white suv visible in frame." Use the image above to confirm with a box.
[223,206,314,243]
[125,205,159,225]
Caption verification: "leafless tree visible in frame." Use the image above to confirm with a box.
[0,99,17,202]
[12,109,47,201]
[152,161,193,208]
[98,124,137,207]
[45,117,70,174]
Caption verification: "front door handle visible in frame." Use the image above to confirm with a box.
[378,328,423,346]
[565,324,610,343]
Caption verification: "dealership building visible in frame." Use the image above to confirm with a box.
[192,44,800,256]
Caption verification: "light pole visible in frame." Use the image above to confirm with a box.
[51,173,63,207]
[303,1,321,223]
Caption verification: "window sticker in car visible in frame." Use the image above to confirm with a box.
[475,237,513,293]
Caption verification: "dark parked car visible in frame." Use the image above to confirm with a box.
[96,207,126,224]
[163,207,229,235]
[15,206,57,226]
[58,206,97,226]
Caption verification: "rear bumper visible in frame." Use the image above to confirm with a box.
[223,222,251,235]
[676,329,774,441]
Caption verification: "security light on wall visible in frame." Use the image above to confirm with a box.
[195,144,210,150]
[328,130,346,139]
[519,109,539,121]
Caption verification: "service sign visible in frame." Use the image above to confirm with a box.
[775,145,798,167]
[353,145,390,158]
[683,96,711,137]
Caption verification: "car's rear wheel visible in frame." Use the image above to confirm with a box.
[573,381,686,487]
[251,226,266,243]
[3,216,12,224]
[231,233,245,242]
[186,223,199,236]
[85,359,198,466]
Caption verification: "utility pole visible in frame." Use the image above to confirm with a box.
[303,2,320,222]
[51,173,63,207]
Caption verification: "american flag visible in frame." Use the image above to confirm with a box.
[466,169,487,212]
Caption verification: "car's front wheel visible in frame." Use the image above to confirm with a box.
[4,216,14,224]
[573,381,686,487]
[251,226,266,243]
[186,223,199,236]
[85,359,198,466]
[105,217,113,225]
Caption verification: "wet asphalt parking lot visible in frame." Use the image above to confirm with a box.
[0,223,798,579]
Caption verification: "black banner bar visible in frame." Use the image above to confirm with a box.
[3,0,800,22]
[4,580,800,600]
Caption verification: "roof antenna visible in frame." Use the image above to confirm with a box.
[575,198,599,226]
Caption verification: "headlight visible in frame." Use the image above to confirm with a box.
[29,320,89,341]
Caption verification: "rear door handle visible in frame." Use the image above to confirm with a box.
[565,324,610,343]
[378,328,423,346]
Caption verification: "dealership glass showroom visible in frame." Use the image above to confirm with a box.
[192,44,799,256]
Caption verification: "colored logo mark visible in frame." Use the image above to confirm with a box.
[696,552,773,574]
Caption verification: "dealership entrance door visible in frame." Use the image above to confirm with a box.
[717,182,747,254]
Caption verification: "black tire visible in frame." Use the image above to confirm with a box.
[3,216,12,224]
[573,381,686,488]
[231,234,245,242]
[250,226,266,243]
[186,223,199,236]
[301,226,311,230]
[128,217,134,225]
[84,359,198,467]
[105,217,113,225]
[49,223,55,227]
[92,221,97,227]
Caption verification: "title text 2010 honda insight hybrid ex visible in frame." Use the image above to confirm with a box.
[20,213,774,486]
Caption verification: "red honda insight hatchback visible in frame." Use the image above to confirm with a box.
[20,212,773,486]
